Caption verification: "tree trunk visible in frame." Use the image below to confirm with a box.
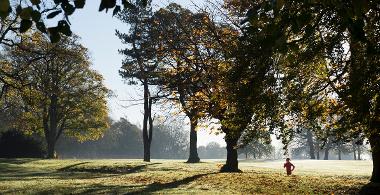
[47,141,56,158]
[142,81,152,162]
[369,134,380,183]
[324,140,331,160]
[315,140,320,160]
[357,145,361,160]
[338,149,341,160]
[220,137,241,172]
[187,119,200,163]
[46,94,58,159]
[306,129,316,159]
[353,144,357,160]
[177,87,200,163]
[324,149,329,160]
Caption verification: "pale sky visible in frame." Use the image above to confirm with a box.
[68,1,226,147]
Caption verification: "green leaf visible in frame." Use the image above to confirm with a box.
[62,2,75,15]
[31,0,41,5]
[47,10,62,19]
[48,27,61,43]
[99,0,116,12]
[112,5,120,16]
[31,10,41,22]
[58,20,72,36]
[36,21,47,33]
[20,7,33,20]
[74,0,85,9]
[19,19,33,33]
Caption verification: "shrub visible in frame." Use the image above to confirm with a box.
[0,130,45,158]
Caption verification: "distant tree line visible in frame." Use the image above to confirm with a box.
[55,118,190,159]
[290,128,370,160]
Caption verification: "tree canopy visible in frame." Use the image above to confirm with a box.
[1,32,109,158]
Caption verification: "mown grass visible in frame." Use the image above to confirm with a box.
[0,158,373,194]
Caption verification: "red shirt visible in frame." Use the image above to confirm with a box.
[284,162,294,172]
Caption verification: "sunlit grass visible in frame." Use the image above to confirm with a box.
[0,158,372,194]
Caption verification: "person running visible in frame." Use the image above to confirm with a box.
[284,158,295,175]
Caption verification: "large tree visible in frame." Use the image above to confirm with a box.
[149,3,214,163]
[116,0,161,162]
[150,2,279,171]
[1,32,109,158]
[211,6,280,172]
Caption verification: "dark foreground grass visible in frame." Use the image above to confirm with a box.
[0,158,372,194]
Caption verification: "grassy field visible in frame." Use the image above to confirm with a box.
[0,158,374,194]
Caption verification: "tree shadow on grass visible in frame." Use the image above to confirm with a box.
[1,162,164,183]
[0,170,112,182]
[0,159,45,179]
[57,162,90,171]
[25,183,147,195]
[0,158,40,165]
[125,172,217,194]
[58,162,162,174]
[78,183,146,194]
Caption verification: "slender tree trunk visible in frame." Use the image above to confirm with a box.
[338,149,341,160]
[353,143,357,160]
[324,149,329,160]
[315,141,320,160]
[46,94,58,159]
[357,145,361,160]
[316,142,320,160]
[177,87,200,163]
[306,129,316,159]
[148,97,153,159]
[324,140,331,160]
[142,81,152,162]
[220,136,240,172]
[187,119,200,163]
[369,134,380,183]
